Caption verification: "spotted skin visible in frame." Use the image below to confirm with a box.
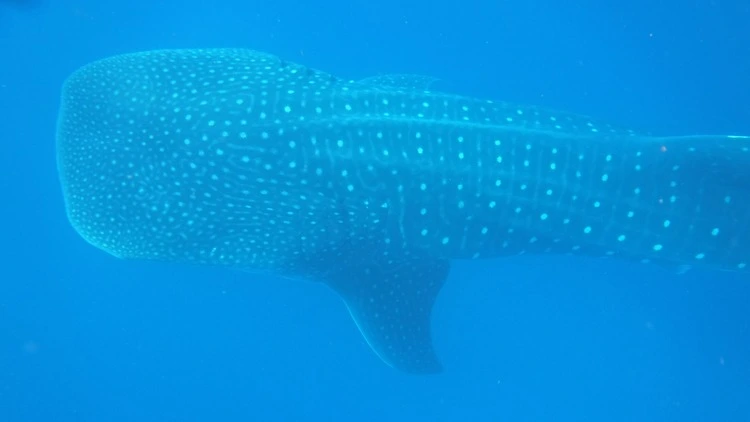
[56,49,750,373]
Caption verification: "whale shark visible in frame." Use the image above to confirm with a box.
[56,48,750,374]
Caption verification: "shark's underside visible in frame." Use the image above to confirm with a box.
[56,48,750,373]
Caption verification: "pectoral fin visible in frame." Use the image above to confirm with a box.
[322,253,450,374]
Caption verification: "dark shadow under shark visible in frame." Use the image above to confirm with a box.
[55,48,750,373]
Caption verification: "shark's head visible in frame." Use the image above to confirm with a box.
[56,49,337,262]
[56,55,181,260]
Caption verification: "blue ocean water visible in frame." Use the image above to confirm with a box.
[1,0,748,421]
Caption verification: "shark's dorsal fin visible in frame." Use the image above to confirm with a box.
[321,252,449,374]
[357,73,440,91]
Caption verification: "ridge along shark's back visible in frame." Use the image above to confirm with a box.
[56,48,750,373]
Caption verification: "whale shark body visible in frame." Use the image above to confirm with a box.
[56,49,750,373]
